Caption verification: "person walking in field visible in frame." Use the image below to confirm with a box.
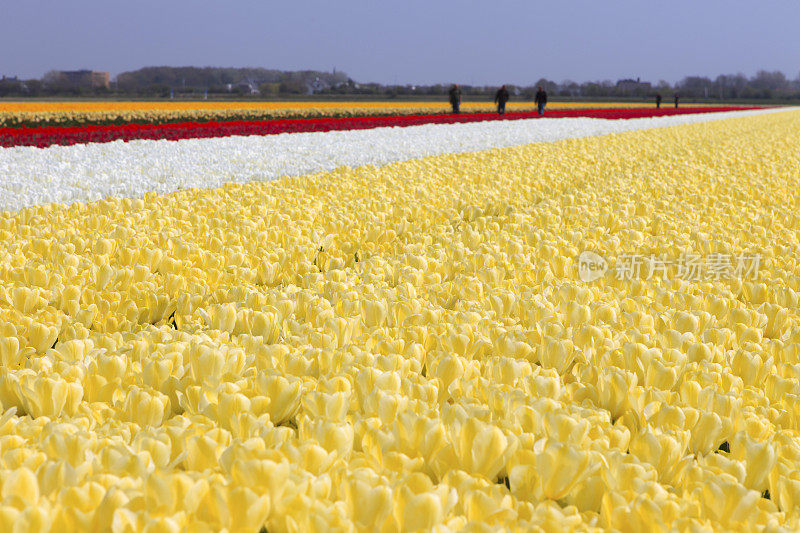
[656,94,662,108]
[534,86,548,115]
[494,85,510,115]
[449,84,462,114]
[674,93,680,108]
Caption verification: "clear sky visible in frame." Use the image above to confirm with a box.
[2,0,798,85]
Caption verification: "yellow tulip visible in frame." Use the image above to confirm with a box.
[727,433,776,492]
[595,366,637,421]
[697,477,763,528]
[13,375,83,418]
[301,390,350,421]
[27,322,58,354]
[254,373,302,425]
[226,486,271,532]
[0,505,20,532]
[345,478,393,530]
[1,467,39,507]
[0,337,24,368]
[510,441,598,501]
[119,386,169,427]
[11,287,44,314]
[230,459,290,504]
[185,434,224,472]
[392,474,456,533]
[298,417,354,457]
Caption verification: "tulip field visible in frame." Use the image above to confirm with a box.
[0,103,752,148]
[0,100,713,128]
[1,104,800,531]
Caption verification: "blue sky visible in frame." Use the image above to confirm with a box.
[2,0,798,85]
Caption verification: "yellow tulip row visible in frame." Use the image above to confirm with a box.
[1,110,800,531]
[0,101,673,128]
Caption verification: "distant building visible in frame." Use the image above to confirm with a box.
[0,75,29,93]
[307,76,331,94]
[55,70,110,89]
[227,78,259,94]
[616,77,652,93]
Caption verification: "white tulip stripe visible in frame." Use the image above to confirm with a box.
[0,108,786,213]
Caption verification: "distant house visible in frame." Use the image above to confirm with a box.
[616,77,652,94]
[307,76,331,94]
[55,70,110,89]
[0,75,28,94]
[228,78,259,94]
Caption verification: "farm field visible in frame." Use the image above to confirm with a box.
[1,107,800,531]
[0,107,781,211]
[0,106,764,149]
[0,100,738,129]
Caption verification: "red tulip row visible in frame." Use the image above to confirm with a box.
[0,107,761,148]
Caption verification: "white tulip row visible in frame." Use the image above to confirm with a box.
[0,108,787,213]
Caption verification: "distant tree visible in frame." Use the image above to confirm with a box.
[580,82,604,97]
[714,74,745,99]
[258,83,280,95]
[13,79,39,96]
[559,80,580,97]
[14,65,800,101]
[677,76,714,98]
[534,78,558,93]
[113,66,340,95]
[749,70,789,98]
[278,80,306,94]
[654,80,673,96]
[42,70,62,85]
[0,77,22,96]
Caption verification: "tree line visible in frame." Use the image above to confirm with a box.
[337,71,800,101]
[1,67,798,100]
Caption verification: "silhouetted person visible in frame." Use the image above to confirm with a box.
[674,94,679,109]
[449,84,462,114]
[495,85,510,115]
[535,86,548,115]
[656,94,662,108]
